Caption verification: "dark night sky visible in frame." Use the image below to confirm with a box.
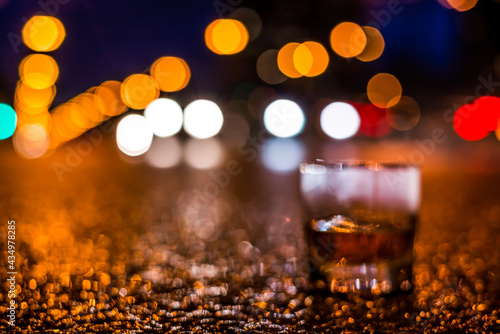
[0,0,499,111]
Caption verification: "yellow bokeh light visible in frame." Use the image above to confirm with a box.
[330,22,367,58]
[293,44,314,76]
[151,57,191,92]
[15,81,56,110]
[120,74,160,110]
[14,100,47,116]
[367,73,402,109]
[356,26,385,62]
[205,19,249,55]
[301,41,329,77]
[98,81,128,116]
[278,42,302,78]
[386,96,421,131]
[22,16,66,52]
[446,0,478,12]
[19,54,59,89]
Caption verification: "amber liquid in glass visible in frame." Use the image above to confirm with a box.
[306,213,416,294]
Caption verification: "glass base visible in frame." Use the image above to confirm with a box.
[320,259,412,294]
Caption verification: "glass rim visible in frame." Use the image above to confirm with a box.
[300,159,420,172]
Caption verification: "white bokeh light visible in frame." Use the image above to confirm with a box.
[263,99,305,138]
[183,99,224,139]
[116,114,153,156]
[184,138,224,169]
[144,98,183,137]
[144,136,182,168]
[320,102,360,140]
[261,138,305,172]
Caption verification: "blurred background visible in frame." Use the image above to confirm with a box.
[0,0,500,332]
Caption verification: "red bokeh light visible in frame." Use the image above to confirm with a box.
[352,102,391,138]
[453,96,500,141]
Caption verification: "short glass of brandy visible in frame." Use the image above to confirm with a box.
[300,160,421,294]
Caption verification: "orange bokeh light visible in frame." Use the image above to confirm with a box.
[278,42,302,78]
[446,0,478,12]
[73,93,106,128]
[205,19,249,55]
[386,96,421,131]
[356,26,385,62]
[98,81,128,116]
[22,16,66,52]
[16,110,52,132]
[120,74,160,110]
[50,104,85,143]
[367,73,402,109]
[19,54,59,90]
[330,22,367,58]
[151,57,191,92]
[15,81,56,111]
[496,120,500,141]
[301,41,329,77]
[293,43,314,75]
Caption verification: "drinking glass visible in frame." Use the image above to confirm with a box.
[300,160,420,294]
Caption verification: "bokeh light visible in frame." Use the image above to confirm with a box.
[16,110,52,132]
[496,121,500,141]
[13,124,50,159]
[144,136,182,168]
[151,57,191,92]
[367,73,402,109]
[64,99,89,132]
[356,26,385,62]
[229,8,262,41]
[218,110,251,146]
[300,41,329,77]
[116,114,153,156]
[330,22,367,58]
[73,93,106,128]
[0,103,17,140]
[277,42,302,78]
[353,102,391,138]
[144,98,183,137]
[292,42,329,77]
[120,74,160,110]
[184,138,224,169]
[320,102,361,140]
[257,50,287,85]
[454,96,500,141]
[293,43,314,76]
[261,138,305,173]
[19,54,59,89]
[95,81,128,116]
[50,103,86,145]
[386,96,421,131]
[22,16,66,52]
[264,99,305,138]
[15,82,56,111]
[205,19,249,55]
[183,99,224,139]
[446,0,478,12]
